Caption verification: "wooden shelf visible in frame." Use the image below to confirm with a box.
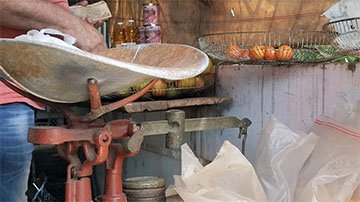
[122,97,232,113]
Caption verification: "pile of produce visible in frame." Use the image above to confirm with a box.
[293,45,340,62]
[226,44,338,63]
[227,44,294,62]
[106,59,215,100]
[198,31,340,65]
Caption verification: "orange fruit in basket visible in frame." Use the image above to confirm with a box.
[264,46,276,61]
[276,45,293,61]
[239,49,250,59]
[151,79,167,97]
[249,45,265,60]
[227,45,249,60]
[177,77,196,88]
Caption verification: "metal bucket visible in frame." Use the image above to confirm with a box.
[123,176,166,202]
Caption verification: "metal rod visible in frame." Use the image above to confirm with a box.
[87,78,102,111]
[142,116,251,136]
[165,110,185,149]
[80,79,159,122]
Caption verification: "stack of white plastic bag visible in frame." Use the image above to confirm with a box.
[322,0,360,50]
[256,100,360,202]
[14,28,79,50]
[255,117,320,202]
[168,99,359,202]
[166,141,268,202]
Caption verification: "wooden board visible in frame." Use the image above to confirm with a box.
[0,39,208,103]
[122,97,233,113]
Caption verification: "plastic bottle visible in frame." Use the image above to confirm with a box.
[125,19,138,44]
[112,21,126,47]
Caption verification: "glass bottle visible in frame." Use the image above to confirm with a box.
[112,21,126,47]
[125,19,138,44]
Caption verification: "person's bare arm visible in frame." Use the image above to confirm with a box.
[0,0,107,52]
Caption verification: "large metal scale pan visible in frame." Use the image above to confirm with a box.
[0,39,208,103]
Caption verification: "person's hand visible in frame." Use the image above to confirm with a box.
[1,0,107,52]
[74,0,88,6]
[75,1,104,28]
[74,22,107,52]
[68,0,107,52]
[83,17,104,29]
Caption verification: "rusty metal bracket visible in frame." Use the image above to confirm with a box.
[80,79,159,122]
[142,112,251,137]
[165,110,185,149]
[141,109,252,159]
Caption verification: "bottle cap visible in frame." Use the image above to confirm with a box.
[143,2,158,6]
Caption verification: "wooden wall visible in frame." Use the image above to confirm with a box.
[201,63,360,163]
[105,0,337,46]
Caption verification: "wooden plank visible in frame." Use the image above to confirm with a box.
[122,97,232,113]
[201,64,265,162]
[323,63,360,117]
[266,64,324,131]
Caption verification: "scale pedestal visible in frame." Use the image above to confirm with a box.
[28,79,251,201]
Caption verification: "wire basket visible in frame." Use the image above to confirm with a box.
[322,17,360,57]
[198,31,340,65]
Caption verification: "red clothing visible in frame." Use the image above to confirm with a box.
[0,0,69,109]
